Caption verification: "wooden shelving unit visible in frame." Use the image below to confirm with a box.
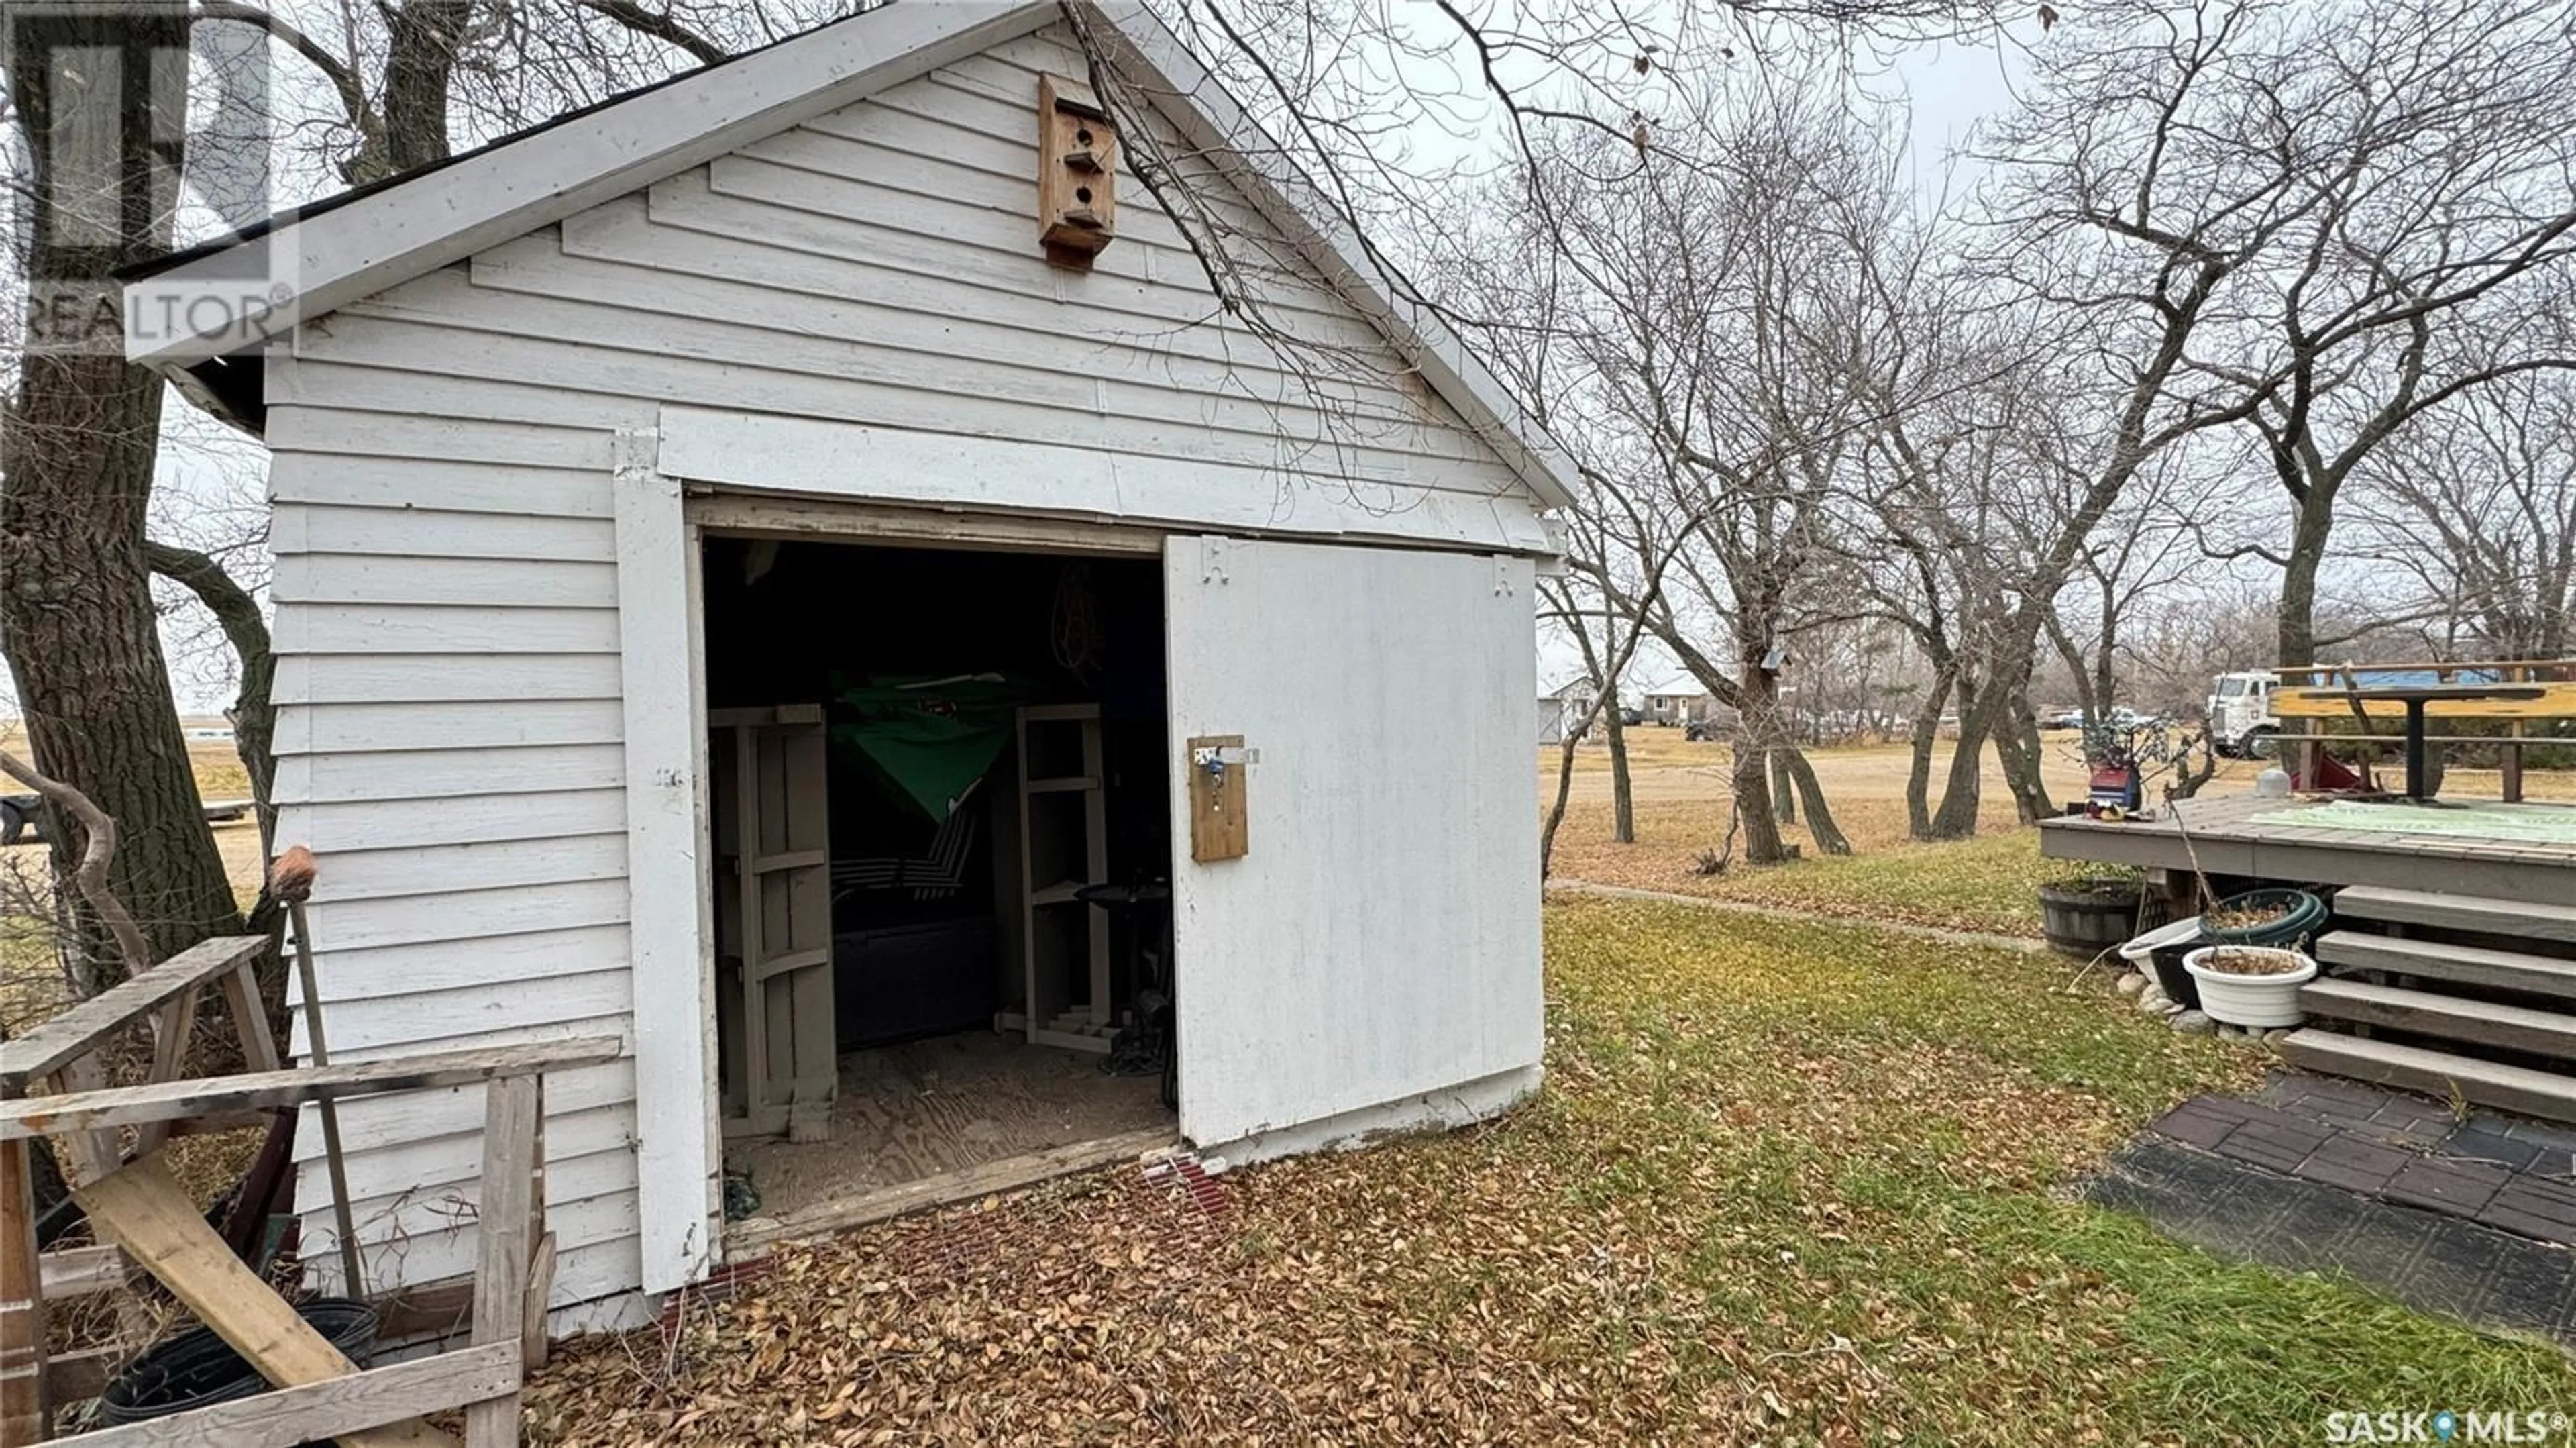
[1012,704,1111,1055]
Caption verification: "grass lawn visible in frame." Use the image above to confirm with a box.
[528,898,2574,1445]
[1551,796,2055,936]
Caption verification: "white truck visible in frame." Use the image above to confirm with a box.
[2206,671,2279,757]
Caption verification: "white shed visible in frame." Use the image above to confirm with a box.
[130,1,1564,1328]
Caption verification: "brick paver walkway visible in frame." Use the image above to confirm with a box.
[2149,1077,2576,1247]
[2088,1070,2576,1345]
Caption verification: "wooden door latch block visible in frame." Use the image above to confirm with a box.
[1038,74,1117,266]
[1187,736,1251,862]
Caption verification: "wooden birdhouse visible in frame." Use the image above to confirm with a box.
[1038,74,1116,266]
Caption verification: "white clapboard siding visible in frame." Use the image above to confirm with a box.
[274,504,614,563]
[331,278,1500,489]
[268,370,657,458]
[275,604,621,656]
[346,1157,637,1256]
[274,655,621,707]
[468,234,1457,448]
[292,926,628,1000]
[302,880,631,954]
[276,788,625,852]
[266,392,624,470]
[268,454,619,520]
[294,984,633,1056]
[559,193,1419,415]
[261,13,1553,1315]
[274,555,621,609]
[276,743,625,805]
[274,701,624,756]
[299,835,631,902]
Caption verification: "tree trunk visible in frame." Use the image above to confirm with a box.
[1904,668,1956,841]
[1992,691,2053,825]
[1601,682,1635,845]
[1768,747,1797,826]
[1730,661,1792,864]
[1779,746,1851,855]
[2277,487,2336,669]
[1927,674,1994,841]
[2,14,241,988]
[1537,727,1587,880]
[0,356,242,988]
[1597,701,1638,845]
[1729,730,1787,866]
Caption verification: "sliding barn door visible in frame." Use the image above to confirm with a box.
[711,706,836,1143]
[1163,537,1542,1147]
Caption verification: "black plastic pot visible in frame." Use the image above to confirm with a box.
[101,1298,378,1428]
[2039,881,2145,958]
[2121,915,2206,1011]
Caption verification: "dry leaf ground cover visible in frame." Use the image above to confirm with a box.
[528,898,2574,1445]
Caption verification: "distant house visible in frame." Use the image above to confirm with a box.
[1640,678,1714,727]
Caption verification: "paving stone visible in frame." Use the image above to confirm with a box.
[2216,1134,2312,1174]
[2479,1177,2576,1246]
[2235,1116,2333,1156]
[2295,1134,2412,1195]
[2493,1115,2576,1153]
[2384,1157,2509,1217]
[2440,1126,2544,1172]
[2151,1104,2242,1150]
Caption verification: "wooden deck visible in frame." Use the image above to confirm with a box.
[2040,794,2576,905]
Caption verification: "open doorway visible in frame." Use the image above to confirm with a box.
[697,534,1177,1230]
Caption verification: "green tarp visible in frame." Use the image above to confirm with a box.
[829,674,1033,822]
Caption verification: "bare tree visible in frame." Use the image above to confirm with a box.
[1996,0,2576,672]
[2349,369,2576,661]
[1530,81,1940,863]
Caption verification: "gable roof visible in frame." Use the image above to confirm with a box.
[128,0,1575,509]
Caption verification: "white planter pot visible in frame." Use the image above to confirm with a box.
[2182,945,2316,1029]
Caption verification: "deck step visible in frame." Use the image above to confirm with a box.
[2315,930,2576,1002]
[2332,885,2576,945]
[2277,1030,2576,1126]
[2300,978,2576,1059]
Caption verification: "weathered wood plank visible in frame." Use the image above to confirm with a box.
[2302,978,2576,1061]
[465,1075,537,1448]
[72,1157,451,1448]
[0,1135,44,1446]
[727,1127,1174,1255]
[0,1039,622,1141]
[2278,1031,2576,1126]
[0,937,269,1090]
[46,1341,519,1448]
